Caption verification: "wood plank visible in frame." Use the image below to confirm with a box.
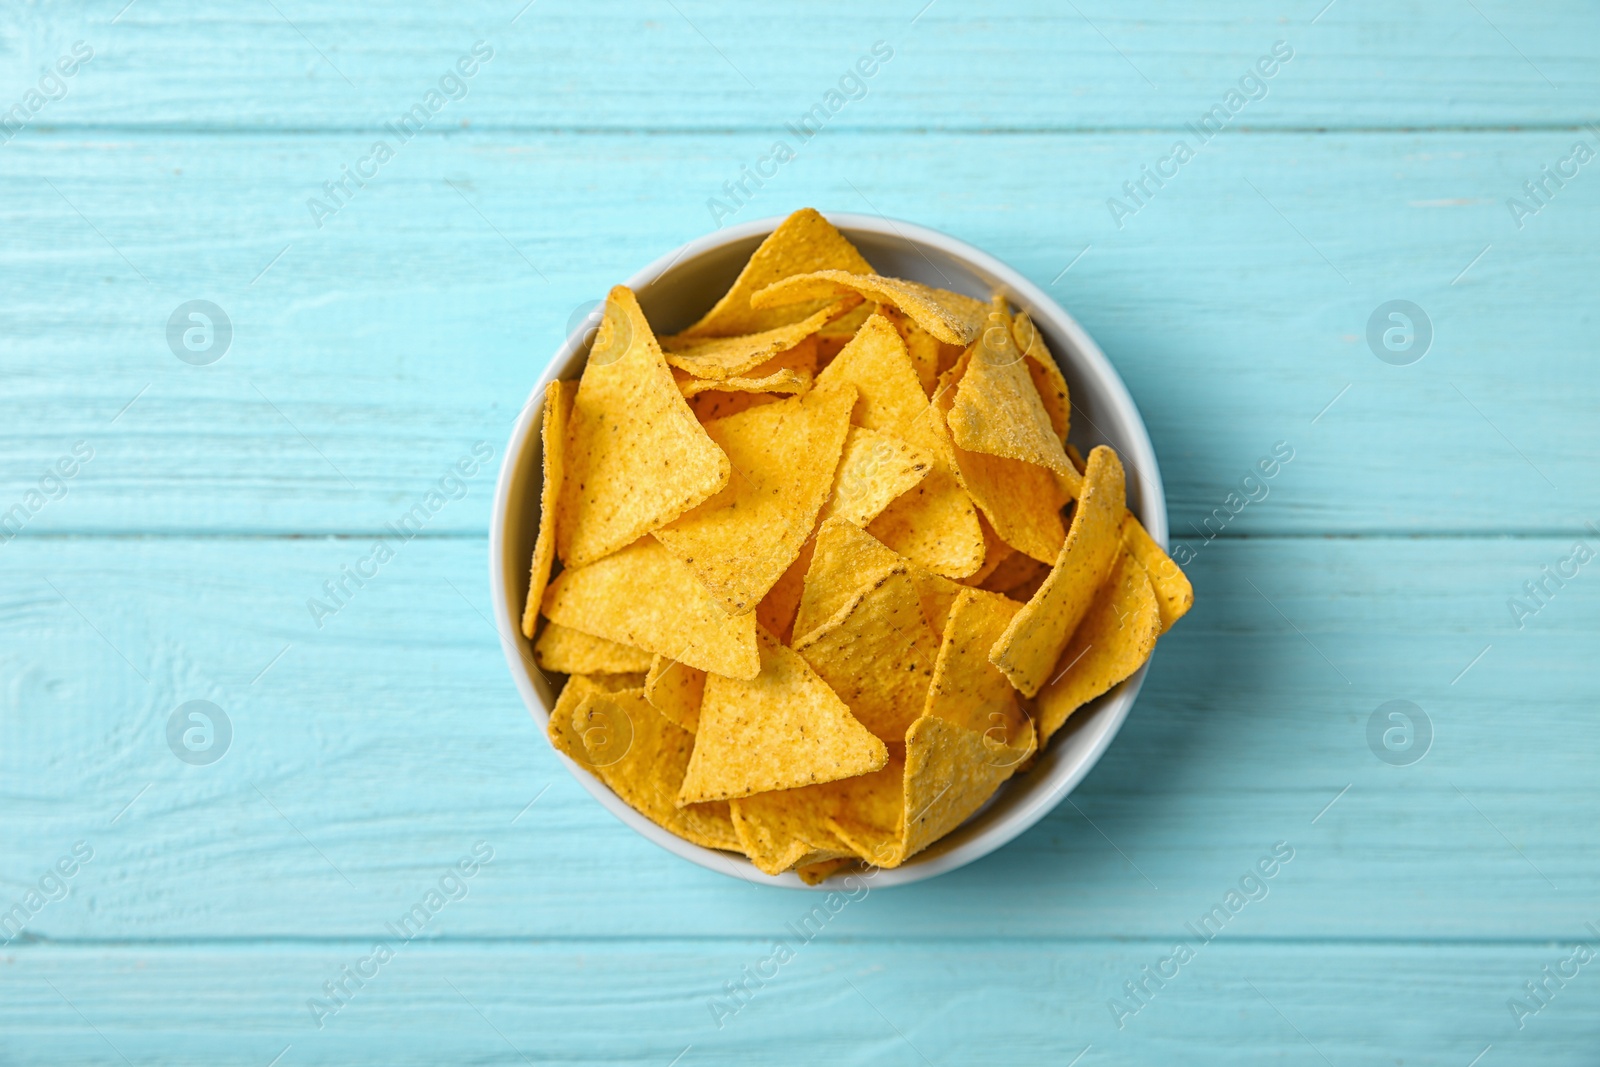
[1,131,1595,535]
[11,1,1597,130]
[2,534,1594,940]
[3,940,1595,1066]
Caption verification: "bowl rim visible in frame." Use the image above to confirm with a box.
[489,211,1166,890]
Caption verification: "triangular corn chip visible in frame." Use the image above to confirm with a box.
[679,629,887,805]
[878,304,952,397]
[751,271,989,347]
[644,654,706,734]
[925,589,1031,757]
[1012,310,1071,443]
[1120,513,1193,633]
[979,550,1049,598]
[817,313,984,578]
[521,379,575,638]
[662,300,856,379]
[1035,548,1161,745]
[822,426,935,529]
[534,622,653,675]
[990,445,1126,697]
[794,517,903,643]
[550,681,739,851]
[1064,444,1192,634]
[947,299,1076,482]
[542,538,760,679]
[675,366,808,398]
[823,752,908,869]
[729,786,857,875]
[793,564,940,743]
[898,714,1033,863]
[557,286,730,567]
[949,444,1069,564]
[654,379,856,615]
[678,208,875,338]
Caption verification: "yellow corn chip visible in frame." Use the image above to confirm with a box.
[751,271,989,347]
[823,752,908,869]
[947,299,1076,482]
[521,379,575,639]
[545,673,609,763]
[542,538,760,679]
[534,622,654,675]
[676,366,808,398]
[555,684,740,851]
[1011,310,1071,443]
[1120,512,1193,633]
[961,514,1015,587]
[822,426,934,529]
[662,301,856,379]
[1035,549,1160,745]
[1064,445,1192,634]
[557,286,730,567]
[678,629,887,805]
[644,653,706,734]
[729,787,856,875]
[796,857,852,885]
[688,390,782,422]
[990,445,1126,697]
[949,443,1069,564]
[654,379,856,615]
[817,313,984,578]
[898,714,1033,864]
[793,564,940,743]
[678,208,875,338]
[925,589,1031,757]
[794,517,902,643]
[755,552,809,645]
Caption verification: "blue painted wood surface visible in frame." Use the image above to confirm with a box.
[3,2,1598,1064]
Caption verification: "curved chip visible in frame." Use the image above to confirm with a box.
[751,270,989,347]
[1011,310,1071,444]
[661,300,856,379]
[947,299,1076,481]
[990,445,1126,697]
[678,208,875,338]
[1034,549,1161,745]
[533,622,654,675]
[644,653,706,734]
[521,379,575,639]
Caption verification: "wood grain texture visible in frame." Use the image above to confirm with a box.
[4,1,1597,1062]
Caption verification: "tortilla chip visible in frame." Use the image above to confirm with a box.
[676,366,808,398]
[1120,513,1193,633]
[1011,310,1071,443]
[644,654,706,734]
[729,786,856,875]
[949,443,1069,564]
[533,622,654,675]
[822,426,935,529]
[751,271,989,347]
[545,673,608,762]
[796,857,852,885]
[542,538,760,679]
[925,589,1031,757]
[1035,548,1161,745]
[793,565,940,743]
[898,714,1033,863]
[654,379,856,615]
[817,313,984,578]
[678,629,887,805]
[557,286,731,567]
[990,445,1126,697]
[822,752,908,869]
[794,517,902,642]
[662,301,856,380]
[1063,445,1192,634]
[755,551,810,645]
[688,390,782,422]
[813,302,876,361]
[556,684,740,851]
[946,299,1076,482]
[678,208,875,338]
[961,514,1015,587]
[521,379,575,639]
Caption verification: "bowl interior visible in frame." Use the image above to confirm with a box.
[491,213,1165,889]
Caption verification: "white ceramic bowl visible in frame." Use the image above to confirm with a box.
[490,212,1166,889]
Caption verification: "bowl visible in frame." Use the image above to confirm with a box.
[489,212,1166,889]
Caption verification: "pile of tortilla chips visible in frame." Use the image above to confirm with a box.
[523,208,1192,884]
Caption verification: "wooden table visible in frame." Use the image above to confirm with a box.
[4,2,1597,1063]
